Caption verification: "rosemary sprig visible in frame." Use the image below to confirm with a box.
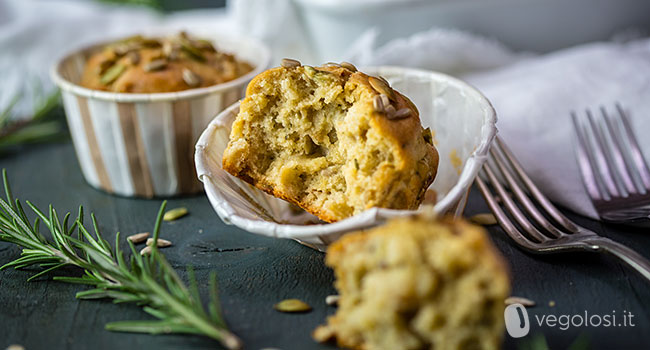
[0,88,67,153]
[0,170,241,349]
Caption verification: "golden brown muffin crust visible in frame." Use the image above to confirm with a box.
[80,33,253,93]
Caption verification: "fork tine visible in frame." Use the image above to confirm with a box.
[600,106,641,194]
[616,103,650,190]
[482,160,550,242]
[571,112,607,201]
[495,137,579,232]
[490,146,564,238]
[586,109,625,197]
[476,175,540,251]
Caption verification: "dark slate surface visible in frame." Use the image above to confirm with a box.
[1,141,649,350]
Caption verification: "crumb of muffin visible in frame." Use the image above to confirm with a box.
[314,215,510,350]
[222,60,439,222]
[80,32,253,93]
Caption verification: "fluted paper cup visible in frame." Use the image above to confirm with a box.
[51,34,270,197]
[195,66,497,251]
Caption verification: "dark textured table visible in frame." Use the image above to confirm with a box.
[1,141,649,350]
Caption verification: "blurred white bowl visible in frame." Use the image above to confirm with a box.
[195,66,496,250]
[294,0,650,59]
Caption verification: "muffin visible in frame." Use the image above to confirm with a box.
[222,59,439,222]
[80,32,253,93]
[313,215,510,350]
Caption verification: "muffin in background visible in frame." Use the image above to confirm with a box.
[314,215,510,350]
[81,32,253,93]
[222,60,438,223]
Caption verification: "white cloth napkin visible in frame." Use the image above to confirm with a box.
[3,0,649,219]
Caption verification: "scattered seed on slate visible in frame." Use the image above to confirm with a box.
[163,207,188,221]
[325,295,340,306]
[146,238,172,247]
[139,246,152,256]
[469,213,498,226]
[505,296,536,307]
[126,232,150,244]
[274,299,312,313]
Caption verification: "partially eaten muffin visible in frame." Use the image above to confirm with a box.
[313,215,510,350]
[222,59,438,222]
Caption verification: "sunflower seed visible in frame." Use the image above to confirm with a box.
[372,95,384,112]
[140,246,152,256]
[162,40,173,56]
[369,76,396,102]
[340,61,357,72]
[100,64,126,85]
[323,62,341,67]
[325,295,339,306]
[5,345,25,350]
[281,58,301,68]
[146,238,172,247]
[182,68,201,87]
[126,51,140,65]
[469,213,497,226]
[273,299,311,313]
[388,108,411,120]
[384,104,396,117]
[126,232,150,244]
[163,207,188,221]
[505,296,536,307]
[144,58,167,72]
[380,94,390,108]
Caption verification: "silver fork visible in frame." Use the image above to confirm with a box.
[477,137,650,281]
[571,104,650,223]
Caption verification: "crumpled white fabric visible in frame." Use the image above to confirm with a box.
[3,0,649,219]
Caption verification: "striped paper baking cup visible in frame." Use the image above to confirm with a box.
[51,34,270,197]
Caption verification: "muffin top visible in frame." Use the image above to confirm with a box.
[80,32,253,93]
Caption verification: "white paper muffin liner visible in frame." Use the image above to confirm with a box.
[51,33,271,197]
[195,66,497,250]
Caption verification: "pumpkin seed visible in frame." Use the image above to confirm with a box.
[388,108,411,120]
[100,63,126,85]
[146,238,172,247]
[378,75,390,86]
[98,58,116,74]
[369,76,396,102]
[281,58,301,68]
[126,51,140,65]
[423,127,433,145]
[505,296,536,307]
[163,207,188,221]
[179,38,206,62]
[126,232,149,244]
[5,345,25,350]
[182,68,201,87]
[194,39,216,52]
[140,246,152,256]
[469,213,498,226]
[372,95,384,112]
[340,61,357,72]
[304,66,317,78]
[273,299,311,313]
[325,295,339,306]
[144,58,167,72]
[162,41,173,56]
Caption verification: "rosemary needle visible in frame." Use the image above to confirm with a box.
[0,169,241,349]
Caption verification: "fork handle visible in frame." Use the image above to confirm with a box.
[585,237,650,282]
